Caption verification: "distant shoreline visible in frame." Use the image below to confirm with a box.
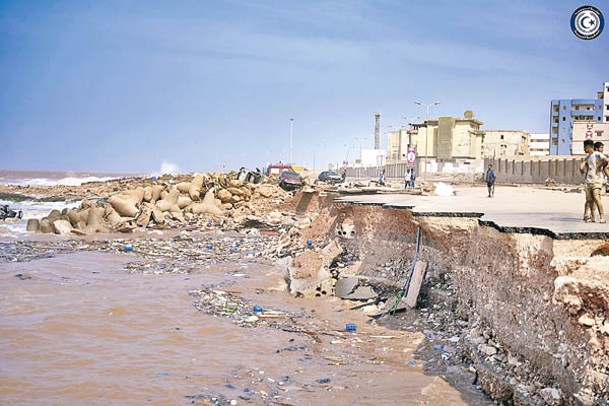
[0,169,142,180]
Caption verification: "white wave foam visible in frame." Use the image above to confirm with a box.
[6,176,117,187]
[0,200,82,235]
[160,161,180,175]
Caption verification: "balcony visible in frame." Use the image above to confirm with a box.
[571,110,594,117]
[572,99,595,105]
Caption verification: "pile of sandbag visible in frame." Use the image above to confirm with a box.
[29,172,290,235]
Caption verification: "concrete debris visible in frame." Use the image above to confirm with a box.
[539,387,562,406]
[403,261,427,308]
[334,277,359,298]
[343,285,377,301]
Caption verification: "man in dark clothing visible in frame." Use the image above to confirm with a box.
[485,164,496,197]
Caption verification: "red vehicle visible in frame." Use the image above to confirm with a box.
[278,171,303,190]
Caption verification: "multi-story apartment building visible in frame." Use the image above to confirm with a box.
[549,82,609,155]
[529,133,550,156]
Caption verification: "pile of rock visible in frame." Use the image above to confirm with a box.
[27,173,291,235]
[463,319,566,405]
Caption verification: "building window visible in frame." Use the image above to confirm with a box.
[500,135,504,140]
[562,117,566,121]
[563,106,567,110]
[552,139,558,145]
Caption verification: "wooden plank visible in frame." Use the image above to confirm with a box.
[403,261,427,308]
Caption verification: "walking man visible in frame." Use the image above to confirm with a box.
[404,169,411,190]
[410,169,416,189]
[485,164,496,198]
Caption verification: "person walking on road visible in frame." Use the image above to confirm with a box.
[410,169,417,189]
[580,139,607,223]
[404,169,412,190]
[485,164,496,198]
[594,141,609,193]
[379,169,386,186]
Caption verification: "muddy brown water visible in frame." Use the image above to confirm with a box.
[0,250,492,405]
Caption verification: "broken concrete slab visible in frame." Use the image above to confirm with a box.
[345,286,378,300]
[344,285,377,301]
[404,261,427,308]
[334,276,359,298]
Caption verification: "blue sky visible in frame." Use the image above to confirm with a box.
[0,0,607,174]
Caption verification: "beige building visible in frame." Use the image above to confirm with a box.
[529,133,550,156]
[411,110,484,158]
[394,110,484,173]
[387,128,411,162]
[482,130,530,158]
[571,121,609,155]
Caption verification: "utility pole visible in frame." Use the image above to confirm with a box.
[289,118,294,164]
[374,113,381,150]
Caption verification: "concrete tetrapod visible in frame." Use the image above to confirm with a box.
[189,173,204,201]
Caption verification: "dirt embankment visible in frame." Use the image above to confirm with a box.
[286,192,609,405]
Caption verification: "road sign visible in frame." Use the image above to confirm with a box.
[406,147,417,167]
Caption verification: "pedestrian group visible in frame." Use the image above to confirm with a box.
[580,140,609,223]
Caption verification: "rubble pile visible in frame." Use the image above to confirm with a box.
[105,232,278,274]
[462,317,567,406]
[0,240,83,263]
[26,173,292,235]
[189,285,267,327]
[189,285,296,332]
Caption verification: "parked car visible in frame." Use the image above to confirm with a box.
[278,171,303,190]
[317,171,342,184]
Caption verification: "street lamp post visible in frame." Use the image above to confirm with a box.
[289,118,294,165]
[400,115,422,157]
[414,101,441,180]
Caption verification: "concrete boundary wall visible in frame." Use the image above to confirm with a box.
[345,157,585,185]
[485,157,583,185]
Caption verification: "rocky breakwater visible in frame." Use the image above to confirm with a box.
[27,173,291,235]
